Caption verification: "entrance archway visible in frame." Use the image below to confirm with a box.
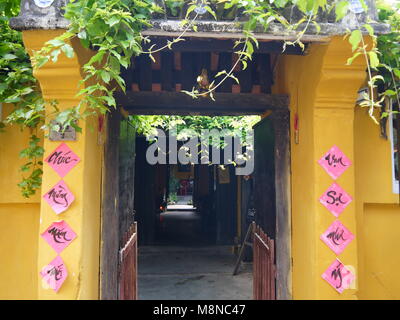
[100,38,292,300]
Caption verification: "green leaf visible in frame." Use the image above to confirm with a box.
[229,74,239,84]
[88,51,106,65]
[363,24,374,36]
[185,4,197,18]
[368,51,379,69]
[349,29,362,52]
[215,70,227,78]
[0,83,7,94]
[312,21,321,34]
[3,53,17,60]
[61,44,74,58]
[384,89,396,96]
[335,1,349,21]
[103,95,116,107]
[21,87,34,95]
[246,41,254,56]
[78,36,89,49]
[107,16,120,27]
[47,39,65,47]
[77,30,87,39]
[50,49,61,62]
[275,0,288,8]
[119,58,128,69]
[346,52,362,65]
[295,0,308,13]
[100,71,111,84]
[204,5,217,20]
[359,0,368,12]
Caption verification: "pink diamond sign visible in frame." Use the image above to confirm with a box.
[322,259,355,293]
[318,145,351,180]
[320,220,354,255]
[43,180,75,214]
[320,182,352,217]
[45,143,80,177]
[41,220,77,254]
[40,256,68,293]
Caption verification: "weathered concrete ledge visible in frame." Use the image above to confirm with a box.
[10,0,390,40]
[143,19,390,42]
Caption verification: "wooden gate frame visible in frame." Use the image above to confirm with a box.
[100,108,121,300]
[271,109,292,300]
[99,101,292,301]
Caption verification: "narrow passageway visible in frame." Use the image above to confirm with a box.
[138,246,253,300]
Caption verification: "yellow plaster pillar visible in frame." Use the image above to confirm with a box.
[22,30,102,299]
[274,36,368,299]
[312,41,362,299]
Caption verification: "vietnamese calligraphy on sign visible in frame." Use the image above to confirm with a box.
[319,182,352,217]
[320,220,354,255]
[40,256,67,293]
[318,145,351,180]
[41,220,77,254]
[322,259,355,294]
[45,143,80,177]
[43,180,75,214]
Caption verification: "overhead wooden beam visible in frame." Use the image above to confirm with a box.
[144,38,307,55]
[115,91,289,116]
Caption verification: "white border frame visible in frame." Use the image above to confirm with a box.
[389,99,399,194]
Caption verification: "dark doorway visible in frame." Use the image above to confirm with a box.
[133,140,239,248]
[100,41,292,300]
[100,110,291,300]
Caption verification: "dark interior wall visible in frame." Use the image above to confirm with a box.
[215,165,237,245]
[240,175,254,261]
[197,165,210,198]
[155,164,167,205]
[132,138,241,246]
[253,117,276,239]
[193,164,210,208]
[134,136,156,245]
[119,119,136,246]
[240,176,254,238]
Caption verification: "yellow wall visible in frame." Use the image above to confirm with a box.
[273,36,367,299]
[274,35,399,300]
[272,43,325,299]
[22,30,102,300]
[354,108,399,299]
[0,104,41,299]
